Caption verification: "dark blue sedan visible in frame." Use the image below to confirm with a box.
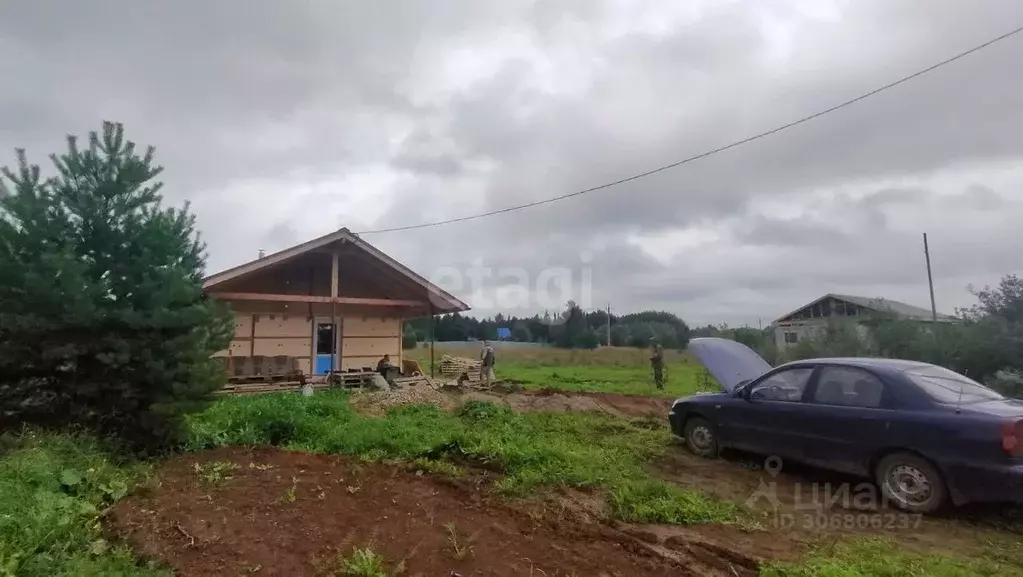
[669,337,1023,514]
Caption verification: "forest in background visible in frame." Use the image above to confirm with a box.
[403,300,691,350]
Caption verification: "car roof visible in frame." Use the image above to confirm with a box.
[777,357,932,371]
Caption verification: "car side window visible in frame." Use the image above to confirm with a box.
[750,367,814,402]
[812,366,885,408]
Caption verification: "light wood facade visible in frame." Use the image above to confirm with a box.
[203,228,469,377]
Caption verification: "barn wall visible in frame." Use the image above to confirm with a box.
[339,313,402,372]
[212,307,313,376]
[212,302,402,376]
[772,318,870,350]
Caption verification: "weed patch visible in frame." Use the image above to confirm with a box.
[761,537,1023,577]
[0,431,168,577]
[192,460,239,486]
[334,546,390,577]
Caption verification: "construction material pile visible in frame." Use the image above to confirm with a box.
[349,383,452,416]
[438,355,483,385]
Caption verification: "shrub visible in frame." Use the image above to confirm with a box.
[987,369,1023,398]
[0,122,233,452]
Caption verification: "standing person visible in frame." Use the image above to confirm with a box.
[649,338,665,389]
[480,340,495,387]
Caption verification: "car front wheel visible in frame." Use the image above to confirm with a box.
[875,452,948,514]
[683,416,718,458]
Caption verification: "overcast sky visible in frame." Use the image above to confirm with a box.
[3,0,1023,327]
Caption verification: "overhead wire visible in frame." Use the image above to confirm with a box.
[355,24,1023,236]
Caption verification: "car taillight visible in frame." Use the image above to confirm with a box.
[1002,420,1023,457]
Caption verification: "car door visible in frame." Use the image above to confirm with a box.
[720,365,816,460]
[796,365,895,476]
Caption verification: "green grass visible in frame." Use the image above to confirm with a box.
[762,537,1023,577]
[0,431,169,577]
[184,391,738,525]
[500,361,711,397]
[408,345,714,397]
[333,546,392,576]
[5,395,1021,576]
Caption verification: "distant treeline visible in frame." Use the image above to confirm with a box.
[403,301,691,350]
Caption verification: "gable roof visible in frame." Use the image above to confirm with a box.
[202,227,469,313]
[772,293,956,325]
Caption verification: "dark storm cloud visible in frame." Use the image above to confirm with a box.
[3,0,1022,325]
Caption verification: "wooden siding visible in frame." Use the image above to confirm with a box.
[214,305,402,375]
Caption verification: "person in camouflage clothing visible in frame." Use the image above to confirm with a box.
[480,340,495,387]
[649,338,665,389]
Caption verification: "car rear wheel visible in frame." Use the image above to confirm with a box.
[875,452,948,514]
[683,416,718,458]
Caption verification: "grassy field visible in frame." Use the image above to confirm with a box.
[3,346,1022,576]
[407,345,714,397]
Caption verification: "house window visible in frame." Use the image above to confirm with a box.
[784,332,798,344]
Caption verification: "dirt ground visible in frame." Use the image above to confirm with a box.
[110,447,760,577]
[111,389,1018,576]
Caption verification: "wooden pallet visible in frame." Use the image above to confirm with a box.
[218,381,314,395]
[392,375,436,388]
[226,373,306,386]
[438,355,482,379]
[326,371,379,388]
[219,372,436,396]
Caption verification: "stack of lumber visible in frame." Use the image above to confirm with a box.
[218,382,327,396]
[392,374,437,388]
[438,355,482,382]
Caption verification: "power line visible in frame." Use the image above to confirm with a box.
[356,24,1023,236]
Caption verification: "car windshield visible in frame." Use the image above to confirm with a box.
[903,365,1004,404]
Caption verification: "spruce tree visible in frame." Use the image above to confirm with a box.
[0,121,233,451]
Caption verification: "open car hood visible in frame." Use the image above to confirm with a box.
[688,337,773,394]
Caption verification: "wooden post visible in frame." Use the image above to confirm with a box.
[331,251,339,372]
[429,305,435,378]
[308,265,315,373]
[923,233,937,322]
[249,314,256,357]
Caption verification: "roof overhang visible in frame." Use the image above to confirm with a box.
[770,293,956,325]
[202,228,470,314]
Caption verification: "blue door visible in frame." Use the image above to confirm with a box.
[315,321,337,375]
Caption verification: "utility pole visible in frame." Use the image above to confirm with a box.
[606,303,612,347]
[923,233,938,322]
